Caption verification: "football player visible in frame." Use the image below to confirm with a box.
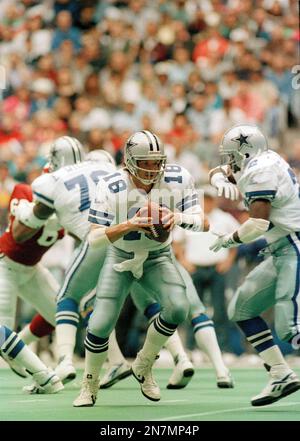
[73,130,209,407]
[0,325,63,394]
[209,124,300,406]
[13,148,118,383]
[0,136,84,386]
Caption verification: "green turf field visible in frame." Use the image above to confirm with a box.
[1,368,300,421]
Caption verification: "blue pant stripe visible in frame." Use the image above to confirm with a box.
[237,317,269,338]
[144,303,161,320]
[8,340,25,359]
[56,319,79,326]
[193,324,214,333]
[86,331,108,346]
[255,339,275,352]
[2,333,18,353]
[57,297,79,314]
[191,313,212,326]
[287,235,300,333]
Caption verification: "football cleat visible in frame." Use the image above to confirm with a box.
[99,362,132,389]
[251,366,300,406]
[0,351,29,378]
[73,374,98,407]
[55,356,76,384]
[131,351,161,401]
[167,357,194,389]
[217,371,234,389]
[23,369,64,394]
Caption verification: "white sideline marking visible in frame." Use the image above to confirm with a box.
[164,400,188,403]
[153,401,300,421]
[14,399,49,403]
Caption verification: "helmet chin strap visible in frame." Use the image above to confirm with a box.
[135,172,160,186]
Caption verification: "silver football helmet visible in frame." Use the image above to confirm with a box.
[85,149,116,167]
[48,136,85,172]
[124,130,167,185]
[220,124,268,173]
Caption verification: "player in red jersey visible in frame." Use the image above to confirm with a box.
[0,182,63,329]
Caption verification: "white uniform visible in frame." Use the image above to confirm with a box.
[31,161,116,310]
[90,164,202,269]
[229,150,300,341]
[237,150,300,244]
[32,161,116,241]
[87,165,202,337]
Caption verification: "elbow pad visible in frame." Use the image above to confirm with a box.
[88,227,111,248]
[237,217,270,243]
[16,200,47,229]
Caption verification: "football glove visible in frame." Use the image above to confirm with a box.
[209,232,239,252]
[210,172,239,201]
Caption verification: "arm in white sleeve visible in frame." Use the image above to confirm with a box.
[236,217,270,243]
[210,217,270,252]
[88,226,111,248]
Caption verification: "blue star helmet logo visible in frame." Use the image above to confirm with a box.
[232,133,251,150]
[127,139,138,150]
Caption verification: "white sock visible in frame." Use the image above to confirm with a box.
[164,331,189,363]
[259,346,288,368]
[107,329,126,366]
[16,345,47,374]
[84,350,107,380]
[140,321,172,362]
[56,324,77,362]
[194,327,228,377]
[19,325,39,345]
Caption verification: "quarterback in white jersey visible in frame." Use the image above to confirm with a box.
[209,124,300,407]
[73,130,208,407]
[88,163,202,277]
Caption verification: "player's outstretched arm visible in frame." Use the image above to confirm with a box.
[12,202,54,243]
[210,199,271,252]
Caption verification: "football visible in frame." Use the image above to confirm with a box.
[138,202,171,243]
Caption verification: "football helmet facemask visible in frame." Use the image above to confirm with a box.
[124,130,167,185]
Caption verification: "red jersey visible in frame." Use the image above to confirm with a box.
[0,183,64,266]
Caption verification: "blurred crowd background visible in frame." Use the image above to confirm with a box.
[0,0,299,362]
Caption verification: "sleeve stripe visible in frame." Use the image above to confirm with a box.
[176,194,198,211]
[88,215,111,226]
[181,199,198,211]
[89,209,114,220]
[245,190,276,200]
[33,191,54,206]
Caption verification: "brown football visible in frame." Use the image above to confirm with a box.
[138,202,171,243]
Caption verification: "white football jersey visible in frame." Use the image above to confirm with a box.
[89,164,203,253]
[237,150,300,243]
[32,161,116,241]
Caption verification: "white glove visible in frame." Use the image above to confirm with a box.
[209,232,239,252]
[210,172,239,201]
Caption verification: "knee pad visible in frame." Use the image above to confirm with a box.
[165,302,189,325]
